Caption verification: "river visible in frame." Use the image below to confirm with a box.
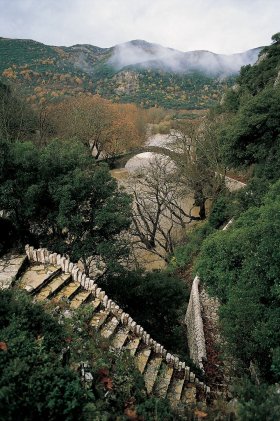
[111,133,201,270]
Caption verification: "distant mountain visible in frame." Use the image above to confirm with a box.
[0,37,262,109]
[109,40,261,75]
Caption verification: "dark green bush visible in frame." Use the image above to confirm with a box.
[0,289,178,420]
[170,222,214,269]
[196,181,280,379]
[0,290,87,420]
[236,378,280,421]
[101,269,189,359]
[208,194,231,228]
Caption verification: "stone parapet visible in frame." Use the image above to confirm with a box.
[186,218,235,370]
[24,244,208,394]
[185,275,207,369]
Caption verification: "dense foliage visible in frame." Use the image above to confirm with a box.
[0,289,86,420]
[220,33,280,182]
[0,37,230,109]
[191,34,280,418]
[0,289,177,420]
[0,137,131,275]
[164,33,280,418]
[170,222,215,269]
[221,86,280,177]
[196,182,280,376]
[101,270,190,360]
[0,81,38,141]
[238,33,280,96]
[49,94,146,159]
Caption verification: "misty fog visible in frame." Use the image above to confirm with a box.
[108,40,261,75]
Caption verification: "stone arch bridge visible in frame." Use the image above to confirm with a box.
[105,146,180,169]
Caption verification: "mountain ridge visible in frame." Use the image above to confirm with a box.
[0,36,263,109]
[2,36,259,54]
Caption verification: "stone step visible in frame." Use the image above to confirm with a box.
[6,251,207,408]
[125,337,141,356]
[167,371,186,407]
[70,290,92,309]
[144,356,162,394]
[91,297,102,312]
[35,273,71,301]
[0,254,27,289]
[19,264,60,294]
[112,328,130,349]
[136,347,152,374]
[90,309,110,329]
[100,316,119,339]
[53,280,81,302]
[181,383,197,406]
[154,364,174,399]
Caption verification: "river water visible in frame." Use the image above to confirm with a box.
[110,133,245,270]
[111,133,201,270]
[111,133,172,179]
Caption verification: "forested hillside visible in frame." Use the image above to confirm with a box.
[0,37,259,109]
[183,32,280,419]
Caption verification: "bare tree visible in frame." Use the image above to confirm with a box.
[168,117,226,219]
[125,114,227,262]
[128,155,199,261]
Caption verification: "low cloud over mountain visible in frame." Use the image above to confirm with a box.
[109,40,261,75]
[0,36,264,109]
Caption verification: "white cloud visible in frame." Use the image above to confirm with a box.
[0,0,279,53]
[107,40,260,75]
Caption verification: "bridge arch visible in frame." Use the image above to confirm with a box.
[108,146,180,169]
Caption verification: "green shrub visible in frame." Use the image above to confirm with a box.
[170,222,214,269]
[0,290,87,420]
[208,194,231,228]
[196,181,280,379]
[236,378,280,421]
[101,269,189,359]
[0,289,178,420]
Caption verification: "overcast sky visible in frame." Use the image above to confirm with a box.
[0,0,279,54]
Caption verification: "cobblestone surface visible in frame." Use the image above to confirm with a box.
[0,254,27,289]
[200,286,234,400]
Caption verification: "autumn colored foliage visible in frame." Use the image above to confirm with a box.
[48,94,146,159]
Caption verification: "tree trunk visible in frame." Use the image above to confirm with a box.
[199,200,206,220]
[194,188,206,220]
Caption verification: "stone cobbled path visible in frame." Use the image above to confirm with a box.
[2,246,210,409]
[200,286,235,401]
[0,254,27,289]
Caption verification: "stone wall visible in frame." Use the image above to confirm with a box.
[224,176,246,192]
[185,218,236,370]
[185,275,207,369]
[24,245,202,377]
